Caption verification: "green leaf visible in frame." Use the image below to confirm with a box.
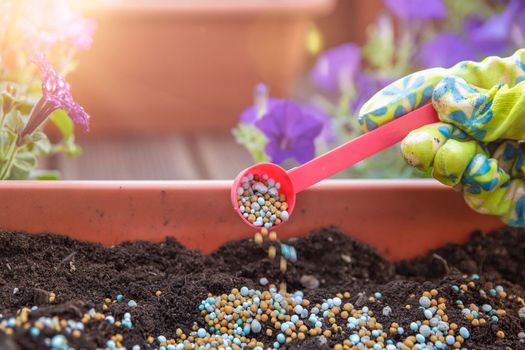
[4,109,24,133]
[49,109,74,139]
[16,100,35,115]
[31,132,52,155]
[362,15,395,71]
[27,81,43,95]
[1,92,11,112]
[51,137,82,158]
[47,110,82,158]
[2,89,35,115]
[8,151,37,179]
[232,124,269,163]
[0,130,10,160]
[64,143,82,158]
[28,169,61,180]
[443,0,492,31]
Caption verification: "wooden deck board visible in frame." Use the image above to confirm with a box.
[52,133,254,180]
[55,135,203,180]
[192,133,253,179]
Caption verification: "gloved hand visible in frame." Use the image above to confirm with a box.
[358,49,525,227]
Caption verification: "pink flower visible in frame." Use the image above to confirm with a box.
[19,53,89,139]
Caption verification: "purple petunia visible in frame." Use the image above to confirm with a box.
[383,0,447,21]
[239,83,282,124]
[417,32,477,68]
[417,0,524,68]
[351,74,392,113]
[309,43,361,92]
[19,53,90,139]
[466,0,521,56]
[301,103,337,146]
[255,101,323,164]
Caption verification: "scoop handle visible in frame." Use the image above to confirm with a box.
[288,103,439,193]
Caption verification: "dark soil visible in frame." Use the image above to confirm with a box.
[0,227,524,349]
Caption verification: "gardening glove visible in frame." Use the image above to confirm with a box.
[358,48,525,227]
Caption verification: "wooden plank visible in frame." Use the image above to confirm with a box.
[55,135,203,180]
[192,132,253,179]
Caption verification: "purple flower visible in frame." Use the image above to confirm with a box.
[417,33,477,68]
[417,0,524,68]
[310,43,361,92]
[240,83,282,124]
[351,74,392,113]
[240,100,282,124]
[302,103,337,146]
[255,101,323,164]
[20,53,89,139]
[466,0,521,56]
[384,0,447,20]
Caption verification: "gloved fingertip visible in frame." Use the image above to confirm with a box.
[401,126,448,171]
[433,140,480,187]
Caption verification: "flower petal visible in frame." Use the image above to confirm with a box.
[467,0,520,56]
[384,0,447,20]
[255,100,323,164]
[290,139,317,164]
[28,53,90,131]
[265,141,292,164]
[417,33,477,68]
[310,43,361,92]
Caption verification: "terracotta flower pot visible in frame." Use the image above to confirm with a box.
[0,180,501,261]
[313,0,383,50]
[69,0,336,136]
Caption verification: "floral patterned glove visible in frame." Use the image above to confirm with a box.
[358,49,525,227]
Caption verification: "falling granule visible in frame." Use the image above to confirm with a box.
[251,227,297,306]
[254,232,263,245]
[268,245,276,259]
[281,243,297,262]
[280,256,287,273]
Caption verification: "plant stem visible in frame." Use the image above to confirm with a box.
[0,109,5,130]
[0,134,18,180]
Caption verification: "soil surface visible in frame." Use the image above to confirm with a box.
[0,227,524,349]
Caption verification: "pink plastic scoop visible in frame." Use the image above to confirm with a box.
[231,103,439,228]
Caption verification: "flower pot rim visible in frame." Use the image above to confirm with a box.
[84,0,337,16]
[0,178,501,261]
[0,178,444,190]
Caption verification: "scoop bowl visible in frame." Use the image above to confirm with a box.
[231,162,296,229]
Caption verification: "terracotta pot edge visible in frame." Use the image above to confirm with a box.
[84,0,337,17]
[0,179,446,191]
